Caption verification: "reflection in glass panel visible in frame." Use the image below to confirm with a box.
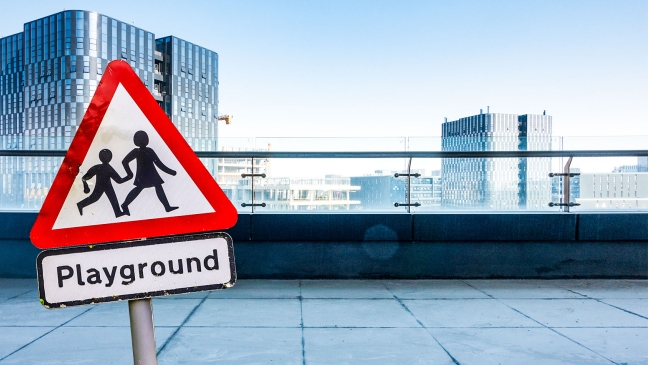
[0,156,63,210]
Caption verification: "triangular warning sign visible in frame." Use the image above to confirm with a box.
[31,60,238,249]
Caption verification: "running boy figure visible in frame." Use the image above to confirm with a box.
[77,149,129,217]
[120,130,178,216]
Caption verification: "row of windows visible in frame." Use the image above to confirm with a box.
[22,11,154,65]
[593,191,639,198]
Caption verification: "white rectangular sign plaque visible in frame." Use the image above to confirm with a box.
[37,233,235,308]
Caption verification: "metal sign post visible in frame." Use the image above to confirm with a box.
[30,61,239,365]
[129,298,158,365]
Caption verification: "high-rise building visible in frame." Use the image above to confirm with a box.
[441,112,552,210]
[154,36,219,152]
[0,10,219,209]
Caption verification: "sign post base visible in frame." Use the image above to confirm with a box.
[129,298,158,365]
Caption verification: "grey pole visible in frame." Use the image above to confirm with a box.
[129,299,158,365]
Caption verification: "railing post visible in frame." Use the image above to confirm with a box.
[548,156,580,211]
[563,157,572,213]
[407,158,412,213]
[394,158,421,211]
[241,156,266,211]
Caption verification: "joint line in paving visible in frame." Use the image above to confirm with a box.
[156,296,207,357]
[553,284,648,321]
[460,280,620,365]
[0,306,94,362]
[299,280,306,365]
[7,289,33,300]
[381,281,461,365]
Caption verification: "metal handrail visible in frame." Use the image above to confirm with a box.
[0,150,647,158]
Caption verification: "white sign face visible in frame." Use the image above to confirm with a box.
[37,233,235,308]
[52,84,215,230]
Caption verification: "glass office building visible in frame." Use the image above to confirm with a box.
[441,112,552,210]
[0,10,219,209]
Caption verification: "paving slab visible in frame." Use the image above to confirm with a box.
[464,279,585,299]
[429,327,613,365]
[554,327,648,365]
[1,279,646,364]
[0,279,33,290]
[185,298,302,327]
[0,279,35,301]
[501,299,648,327]
[302,299,420,328]
[301,280,393,299]
[0,297,90,327]
[403,299,540,328]
[64,298,202,327]
[0,327,54,360]
[553,279,648,299]
[207,280,300,299]
[0,326,175,364]
[384,279,490,299]
[304,328,455,365]
[158,327,302,365]
[6,289,38,300]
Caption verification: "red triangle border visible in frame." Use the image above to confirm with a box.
[30,61,238,249]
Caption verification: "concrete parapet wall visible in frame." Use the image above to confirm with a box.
[1,212,646,278]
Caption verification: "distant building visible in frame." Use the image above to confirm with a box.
[576,172,648,209]
[0,10,219,209]
[350,170,442,210]
[441,112,552,209]
[615,157,648,173]
[221,175,360,211]
[216,146,268,183]
[350,175,405,210]
[639,157,648,172]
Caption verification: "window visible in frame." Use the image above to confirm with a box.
[121,52,128,59]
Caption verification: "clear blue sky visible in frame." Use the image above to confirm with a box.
[2,0,647,139]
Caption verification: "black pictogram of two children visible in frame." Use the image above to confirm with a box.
[77,130,179,217]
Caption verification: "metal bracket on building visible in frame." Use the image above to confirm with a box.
[393,158,421,213]
[548,156,580,212]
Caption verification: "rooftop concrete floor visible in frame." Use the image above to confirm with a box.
[0,279,646,364]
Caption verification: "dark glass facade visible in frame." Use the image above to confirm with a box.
[155,36,219,151]
[0,10,219,209]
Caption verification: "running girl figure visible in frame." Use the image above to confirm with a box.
[120,130,178,216]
